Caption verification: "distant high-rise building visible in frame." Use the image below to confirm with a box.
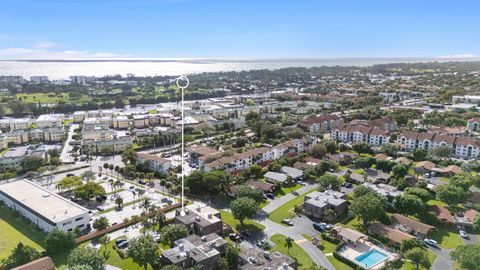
[30,76,49,84]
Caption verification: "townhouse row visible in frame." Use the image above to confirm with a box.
[0,126,65,150]
[203,138,310,173]
[397,131,480,159]
[0,113,65,132]
[330,124,391,146]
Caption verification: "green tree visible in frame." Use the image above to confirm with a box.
[350,193,386,226]
[352,142,372,154]
[430,146,452,160]
[405,247,431,270]
[121,147,137,164]
[309,144,327,159]
[69,265,94,270]
[56,176,83,191]
[68,246,105,270]
[20,156,44,172]
[412,149,428,161]
[404,187,432,202]
[225,243,240,268]
[401,239,425,252]
[393,194,426,216]
[1,242,41,269]
[316,174,342,191]
[436,184,468,207]
[376,160,395,173]
[231,197,259,226]
[127,235,159,270]
[45,229,76,255]
[392,164,408,178]
[380,143,398,156]
[450,244,480,270]
[160,224,188,246]
[322,140,337,154]
[92,216,110,230]
[74,182,106,200]
[161,265,182,270]
[236,185,264,203]
[353,157,374,169]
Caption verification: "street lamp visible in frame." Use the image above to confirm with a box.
[176,75,189,215]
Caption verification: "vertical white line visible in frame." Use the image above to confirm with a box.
[181,85,185,214]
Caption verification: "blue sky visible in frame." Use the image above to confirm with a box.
[0,0,479,59]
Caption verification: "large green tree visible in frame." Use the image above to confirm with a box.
[436,184,468,207]
[56,176,83,191]
[159,224,188,246]
[350,193,386,226]
[405,247,431,270]
[67,246,106,270]
[236,185,264,203]
[316,174,342,191]
[45,229,76,255]
[230,197,259,225]
[1,242,41,269]
[127,235,159,270]
[450,244,480,270]
[393,194,426,216]
[74,182,106,200]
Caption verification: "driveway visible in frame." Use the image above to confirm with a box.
[429,246,453,270]
[262,184,316,214]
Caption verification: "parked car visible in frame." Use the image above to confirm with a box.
[96,206,105,211]
[229,233,242,242]
[313,222,327,231]
[138,180,146,185]
[240,230,252,238]
[265,193,275,199]
[66,173,75,177]
[282,219,294,226]
[117,241,128,249]
[459,230,469,239]
[424,238,439,248]
[115,239,127,246]
[297,181,305,186]
[344,182,352,188]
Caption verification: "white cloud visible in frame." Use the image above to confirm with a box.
[33,41,61,49]
[0,47,128,60]
[436,54,478,59]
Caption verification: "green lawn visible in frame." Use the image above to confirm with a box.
[430,229,463,249]
[327,257,354,270]
[219,210,265,232]
[274,184,302,197]
[101,240,153,270]
[397,249,437,270]
[270,234,315,269]
[427,199,447,207]
[0,206,46,259]
[16,92,92,104]
[317,237,353,270]
[269,189,315,224]
[336,216,366,233]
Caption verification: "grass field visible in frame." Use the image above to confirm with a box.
[219,209,265,232]
[0,206,46,259]
[268,189,315,224]
[16,92,92,104]
[101,240,153,270]
[399,249,437,270]
[274,184,302,197]
[430,229,463,249]
[270,234,315,269]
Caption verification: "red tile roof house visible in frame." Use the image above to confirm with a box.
[11,257,55,270]
[454,209,479,231]
[390,214,435,239]
[429,205,455,226]
[368,223,414,248]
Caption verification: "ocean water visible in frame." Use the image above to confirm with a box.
[0,58,460,79]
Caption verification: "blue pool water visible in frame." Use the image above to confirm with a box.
[355,249,388,268]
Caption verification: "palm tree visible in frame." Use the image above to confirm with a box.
[165,182,172,199]
[141,198,151,213]
[159,179,167,195]
[114,165,120,179]
[284,237,293,254]
[108,164,114,176]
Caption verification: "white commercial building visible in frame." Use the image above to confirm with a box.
[0,180,90,232]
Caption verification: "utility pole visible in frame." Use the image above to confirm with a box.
[176,75,189,215]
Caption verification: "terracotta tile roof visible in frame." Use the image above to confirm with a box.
[433,134,456,144]
[464,209,479,222]
[368,223,414,245]
[374,154,390,161]
[468,117,480,122]
[186,145,219,156]
[429,205,454,224]
[332,226,367,242]
[369,128,390,136]
[391,213,435,235]
[11,257,55,270]
[417,132,436,141]
[245,180,276,192]
[416,161,436,171]
[394,157,412,166]
[400,131,419,140]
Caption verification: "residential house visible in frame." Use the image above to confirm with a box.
[331,226,368,245]
[429,205,454,226]
[161,233,227,270]
[136,152,171,174]
[175,204,223,236]
[390,214,435,238]
[453,209,479,231]
[11,257,55,270]
[467,117,480,132]
[362,183,403,200]
[280,166,303,180]
[303,190,348,221]
[238,246,296,270]
[264,171,289,185]
[368,223,414,247]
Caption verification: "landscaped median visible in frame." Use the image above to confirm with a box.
[268,189,315,224]
[270,234,315,269]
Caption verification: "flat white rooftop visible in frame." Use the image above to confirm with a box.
[0,180,88,223]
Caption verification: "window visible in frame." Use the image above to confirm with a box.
[75,217,84,222]
[63,221,72,226]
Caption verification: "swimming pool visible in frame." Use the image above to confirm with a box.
[355,249,388,268]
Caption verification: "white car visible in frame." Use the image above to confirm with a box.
[424,238,439,248]
[459,230,469,239]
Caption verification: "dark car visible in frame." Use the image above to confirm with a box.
[66,173,75,177]
[313,222,327,231]
[117,241,128,249]
[344,182,353,188]
[240,230,252,238]
[138,180,146,185]
[229,233,242,242]
[265,193,275,199]
[115,239,127,246]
